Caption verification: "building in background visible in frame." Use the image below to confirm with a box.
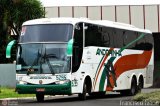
[40,0,160,87]
[41,0,160,33]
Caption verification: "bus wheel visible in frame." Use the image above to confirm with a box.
[36,93,44,102]
[78,83,87,100]
[138,76,144,93]
[129,78,137,96]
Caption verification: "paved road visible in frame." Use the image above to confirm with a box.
[5,94,133,106]
[1,89,159,106]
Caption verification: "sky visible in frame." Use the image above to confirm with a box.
[39,0,160,7]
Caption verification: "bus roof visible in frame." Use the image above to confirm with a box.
[23,17,152,34]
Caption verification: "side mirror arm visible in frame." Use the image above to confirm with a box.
[6,40,16,58]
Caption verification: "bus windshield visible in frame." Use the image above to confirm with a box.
[19,24,73,43]
[16,43,71,74]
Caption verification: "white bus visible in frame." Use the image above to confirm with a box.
[6,18,154,102]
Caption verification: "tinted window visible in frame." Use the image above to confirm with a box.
[72,23,83,72]
[85,24,124,48]
[113,29,123,48]
[135,33,153,51]
[85,24,102,47]
[123,31,137,49]
[19,24,73,42]
[145,34,154,50]
[83,23,153,51]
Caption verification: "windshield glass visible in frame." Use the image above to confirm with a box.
[19,24,73,43]
[16,43,71,74]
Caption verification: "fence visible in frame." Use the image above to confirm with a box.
[0,64,16,87]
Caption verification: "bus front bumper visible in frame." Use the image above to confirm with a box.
[16,82,71,95]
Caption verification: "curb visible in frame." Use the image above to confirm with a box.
[0,95,69,101]
[0,97,36,101]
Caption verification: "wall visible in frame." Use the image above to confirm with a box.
[0,64,16,87]
[45,5,160,32]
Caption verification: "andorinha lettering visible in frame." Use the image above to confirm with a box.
[30,76,52,79]
[96,48,122,57]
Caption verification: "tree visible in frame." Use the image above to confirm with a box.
[0,0,45,63]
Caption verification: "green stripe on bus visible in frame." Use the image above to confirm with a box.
[119,33,145,53]
[93,54,105,87]
[99,57,116,91]
[99,68,107,91]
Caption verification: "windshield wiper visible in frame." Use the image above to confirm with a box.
[27,49,40,75]
[27,48,57,75]
[42,48,55,75]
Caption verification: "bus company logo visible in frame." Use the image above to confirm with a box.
[30,76,52,79]
[39,80,43,84]
[96,48,122,57]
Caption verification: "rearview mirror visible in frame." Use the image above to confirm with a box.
[6,40,16,58]
[67,39,73,56]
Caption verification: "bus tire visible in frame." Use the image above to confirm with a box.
[138,76,144,93]
[129,77,137,96]
[36,93,44,102]
[78,83,87,100]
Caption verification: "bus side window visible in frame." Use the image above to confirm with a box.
[85,24,100,46]
[73,44,79,66]
[144,34,153,51]
[114,29,123,48]
[135,33,146,50]
[123,30,136,49]
[72,23,83,72]
[102,32,110,47]
[95,31,102,46]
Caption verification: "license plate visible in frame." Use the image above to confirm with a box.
[36,88,45,92]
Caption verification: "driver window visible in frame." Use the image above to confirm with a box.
[72,23,83,72]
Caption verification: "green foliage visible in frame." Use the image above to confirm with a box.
[10,0,45,34]
[0,87,35,99]
[0,0,45,63]
[133,91,160,105]
[1,0,45,35]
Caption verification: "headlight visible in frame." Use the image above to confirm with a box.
[17,80,27,85]
[55,80,70,84]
